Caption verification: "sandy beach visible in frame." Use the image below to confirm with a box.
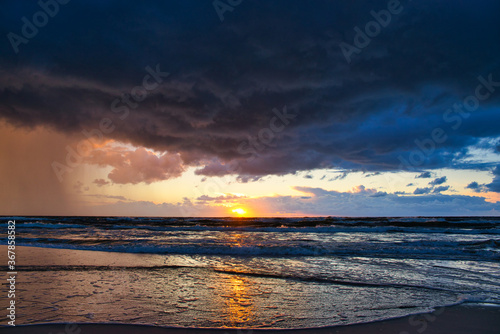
[1,304,499,334]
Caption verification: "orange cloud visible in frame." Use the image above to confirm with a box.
[85,146,185,184]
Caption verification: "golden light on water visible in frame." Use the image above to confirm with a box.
[224,275,255,326]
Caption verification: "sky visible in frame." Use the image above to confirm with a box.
[0,0,500,217]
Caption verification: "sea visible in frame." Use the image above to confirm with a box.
[1,216,499,329]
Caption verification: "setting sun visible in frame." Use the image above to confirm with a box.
[232,208,247,216]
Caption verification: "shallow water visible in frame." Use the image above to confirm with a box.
[1,216,499,328]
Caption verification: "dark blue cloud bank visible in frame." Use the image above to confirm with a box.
[466,166,500,193]
[0,0,499,182]
[286,186,500,216]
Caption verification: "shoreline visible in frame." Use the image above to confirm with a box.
[2,246,500,331]
[1,304,499,333]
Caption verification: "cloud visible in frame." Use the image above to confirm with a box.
[466,181,487,193]
[330,171,350,181]
[414,187,432,195]
[196,193,246,203]
[272,186,500,216]
[76,185,500,217]
[86,147,184,184]
[0,1,499,180]
[294,186,338,197]
[86,198,225,217]
[432,186,450,193]
[73,181,89,194]
[194,161,238,177]
[429,176,447,186]
[465,167,500,193]
[93,179,110,187]
[486,166,500,193]
[370,191,388,198]
[85,194,128,201]
[466,181,480,190]
[351,185,371,194]
[351,185,386,197]
[416,172,433,179]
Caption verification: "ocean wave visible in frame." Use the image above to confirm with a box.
[3,216,500,229]
[211,268,462,292]
[13,223,500,236]
[14,241,500,261]
[15,222,87,229]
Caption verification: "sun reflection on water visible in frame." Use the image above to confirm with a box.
[222,275,256,326]
[227,232,245,247]
[217,230,257,327]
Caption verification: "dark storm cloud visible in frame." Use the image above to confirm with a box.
[1,0,500,180]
